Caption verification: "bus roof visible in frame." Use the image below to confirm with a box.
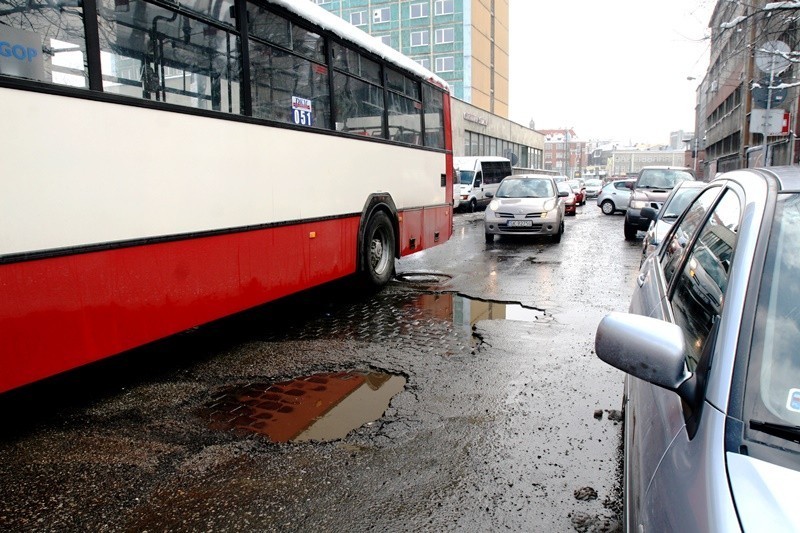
[269,0,449,92]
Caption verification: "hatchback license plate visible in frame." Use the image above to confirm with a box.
[507,220,533,228]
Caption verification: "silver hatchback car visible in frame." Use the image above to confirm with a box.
[596,179,636,215]
[484,175,567,243]
[595,167,800,531]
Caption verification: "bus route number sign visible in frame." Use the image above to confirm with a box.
[292,96,313,127]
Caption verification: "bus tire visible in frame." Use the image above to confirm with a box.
[362,211,396,288]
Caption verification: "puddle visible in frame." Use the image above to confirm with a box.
[202,371,405,443]
[414,293,552,333]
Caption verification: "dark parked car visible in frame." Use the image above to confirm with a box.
[595,167,800,532]
[624,166,695,240]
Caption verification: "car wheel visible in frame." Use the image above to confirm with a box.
[485,232,494,243]
[362,211,395,288]
[601,200,615,215]
[469,199,477,213]
[552,221,564,243]
[623,220,638,241]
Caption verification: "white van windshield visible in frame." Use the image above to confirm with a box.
[458,170,476,185]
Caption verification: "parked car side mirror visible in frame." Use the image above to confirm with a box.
[558,191,568,197]
[595,312,691,393]
[485,192,493,198]
[641,206,659,222]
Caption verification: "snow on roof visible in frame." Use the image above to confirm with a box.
[267,0,450,91]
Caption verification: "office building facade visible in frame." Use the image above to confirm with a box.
[311,0,509,118]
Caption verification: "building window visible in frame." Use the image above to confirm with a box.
[435,28,454,44]
[373,7,391,23]
[350,11,366,26]
[411,31,429,47]
[410,3,429,18]
[416,57,431,70]
[435,0,454,16]
[435,56,454,72]
[378,35,392,46]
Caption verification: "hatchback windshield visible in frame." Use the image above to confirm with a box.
[637,169,694,189]
[496,179,554,198]
[662,187,703,219]
[746,193,800,434]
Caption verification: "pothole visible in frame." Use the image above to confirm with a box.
[395,272,452,284]
[431,293,552,330]
[201,371,406,443]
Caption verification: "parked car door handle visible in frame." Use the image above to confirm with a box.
[637,272,647,287]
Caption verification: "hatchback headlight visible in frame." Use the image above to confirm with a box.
[488,200,500,211]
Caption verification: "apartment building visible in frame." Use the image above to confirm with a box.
[539,129,589,179]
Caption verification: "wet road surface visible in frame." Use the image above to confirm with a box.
[0,202,643,532]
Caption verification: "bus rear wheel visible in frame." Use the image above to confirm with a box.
[362,211,396,288]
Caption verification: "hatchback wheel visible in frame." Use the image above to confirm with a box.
[601,200,615,215]
[552,221,564,243]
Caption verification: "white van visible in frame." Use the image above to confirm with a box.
[453,156,513,212]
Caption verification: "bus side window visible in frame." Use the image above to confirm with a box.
[0,3,89,87]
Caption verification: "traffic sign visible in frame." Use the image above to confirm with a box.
[751,109,791,135]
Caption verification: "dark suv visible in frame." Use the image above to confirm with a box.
[624,166,695,240]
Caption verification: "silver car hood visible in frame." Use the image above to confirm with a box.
[493,198,554,211]
[727,452,800,531]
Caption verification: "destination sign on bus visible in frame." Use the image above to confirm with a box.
[292,96,313,127]
[0,26,44,81]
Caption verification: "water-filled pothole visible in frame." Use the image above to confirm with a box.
[202,371,405,443]
[415,292,552,332]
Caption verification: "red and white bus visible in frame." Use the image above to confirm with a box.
[0,0,453,392]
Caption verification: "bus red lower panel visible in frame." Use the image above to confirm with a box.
[399,204,452,257]
[0,205,452,393]
[0,217,360,393]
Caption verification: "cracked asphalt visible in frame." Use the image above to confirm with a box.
[0,202,642,532]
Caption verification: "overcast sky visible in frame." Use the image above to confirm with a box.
[508,0,715,145]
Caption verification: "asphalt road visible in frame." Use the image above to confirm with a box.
[0,200,643,532]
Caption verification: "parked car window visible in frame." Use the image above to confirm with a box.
[662,187,721,285]
[670,190,740,371]
[746,193,800,429]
